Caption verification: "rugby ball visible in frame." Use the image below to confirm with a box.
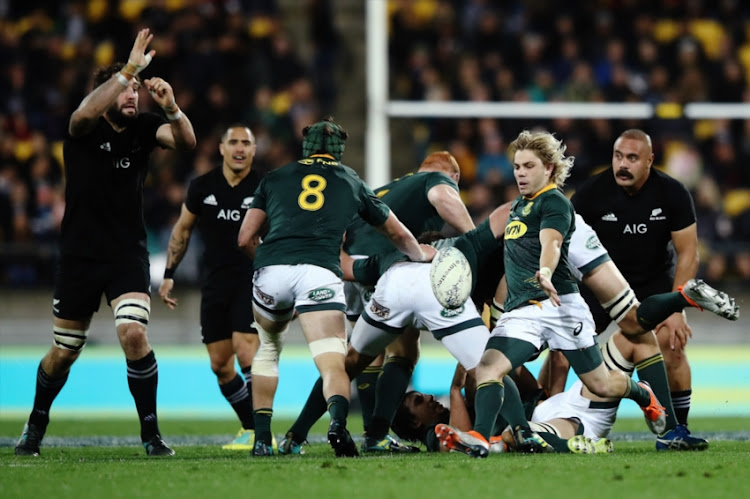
[430,246,472,309]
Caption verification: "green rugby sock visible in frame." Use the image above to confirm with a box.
[636,292,689,331]
[369,357,413,439]
[537,432,572,453]
[497,375,529,432]
[474,381,504,441]
[637,354,676,431]
[253,408,273,445]
[288,377,327,442]
[355,366,381,432]
[327,395,350,421]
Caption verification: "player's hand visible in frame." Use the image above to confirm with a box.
[655,311,692,351]
[158,279,178,310]
[128,28,155,73]
[451,363,467,390]
[418,243,437,262]
[144,77,176,110]
[536,271,561,306]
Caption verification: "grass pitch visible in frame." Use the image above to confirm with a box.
[1,417,749,499]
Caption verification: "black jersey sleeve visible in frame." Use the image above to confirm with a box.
[184,177,203,216]
[666,177,697,232]
[139,112,168,151]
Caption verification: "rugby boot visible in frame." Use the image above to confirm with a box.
[679,279,739,321]
[434,423,489,458]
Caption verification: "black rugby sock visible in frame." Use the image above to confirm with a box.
[126,350,161,441]
[220,373,254,430]
[29,362,69,429]
[671,389,692,426]
[241,365,255,429]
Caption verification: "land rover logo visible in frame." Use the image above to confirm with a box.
[308,288,334,301]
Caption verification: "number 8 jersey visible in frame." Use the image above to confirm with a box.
[251,154,390,277]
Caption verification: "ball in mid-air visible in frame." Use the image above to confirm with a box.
[430,246,472,309]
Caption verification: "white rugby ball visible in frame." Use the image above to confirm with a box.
[430,246,472,309]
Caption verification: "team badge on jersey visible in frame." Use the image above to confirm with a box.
[241,197,254,209]
[521,202,534,217]
[505,220,528,240]
[308,288,334,301]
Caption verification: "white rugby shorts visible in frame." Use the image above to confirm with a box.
[492,293,597,351]
[531,379,618,439]
[351,261,489,369]
[252,264,345,320]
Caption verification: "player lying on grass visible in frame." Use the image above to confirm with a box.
[399,327,692,454]
[392,362,611,454]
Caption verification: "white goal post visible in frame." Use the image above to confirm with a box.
[364,0,750,187]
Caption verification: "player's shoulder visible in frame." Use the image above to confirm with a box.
[576,168,613,193]
[650,168,689,192]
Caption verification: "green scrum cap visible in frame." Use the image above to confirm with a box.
[302,117,349,161]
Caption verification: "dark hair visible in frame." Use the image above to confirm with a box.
[93,62,141,88]
[221,123,254,142]
[417,231,445,244]
[390,391,426,443]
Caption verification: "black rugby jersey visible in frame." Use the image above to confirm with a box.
[60,113,164,260]
[185,167,261,280]
[572,168,696,288]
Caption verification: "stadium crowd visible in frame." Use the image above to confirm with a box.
[1,0,749,286]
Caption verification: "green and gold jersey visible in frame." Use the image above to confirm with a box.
[344,171,458,256]
[503,185,578,312]
[251,155,390,276]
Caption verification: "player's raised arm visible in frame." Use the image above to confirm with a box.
[69,29,155,137]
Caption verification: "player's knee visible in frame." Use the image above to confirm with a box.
[117,322,149,351]
[309,337,347,359]
[251,323,287,378]
[53,325,89,353]
[586,379,611,398]
[210,357,235,379]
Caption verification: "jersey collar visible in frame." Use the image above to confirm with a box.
[309,154,336,160]
[524,183,557,200]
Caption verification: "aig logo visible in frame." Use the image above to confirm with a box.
[113,157,130,168]
[217,209,241,221]
[623,224,647,234]
[505,221,528,240]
